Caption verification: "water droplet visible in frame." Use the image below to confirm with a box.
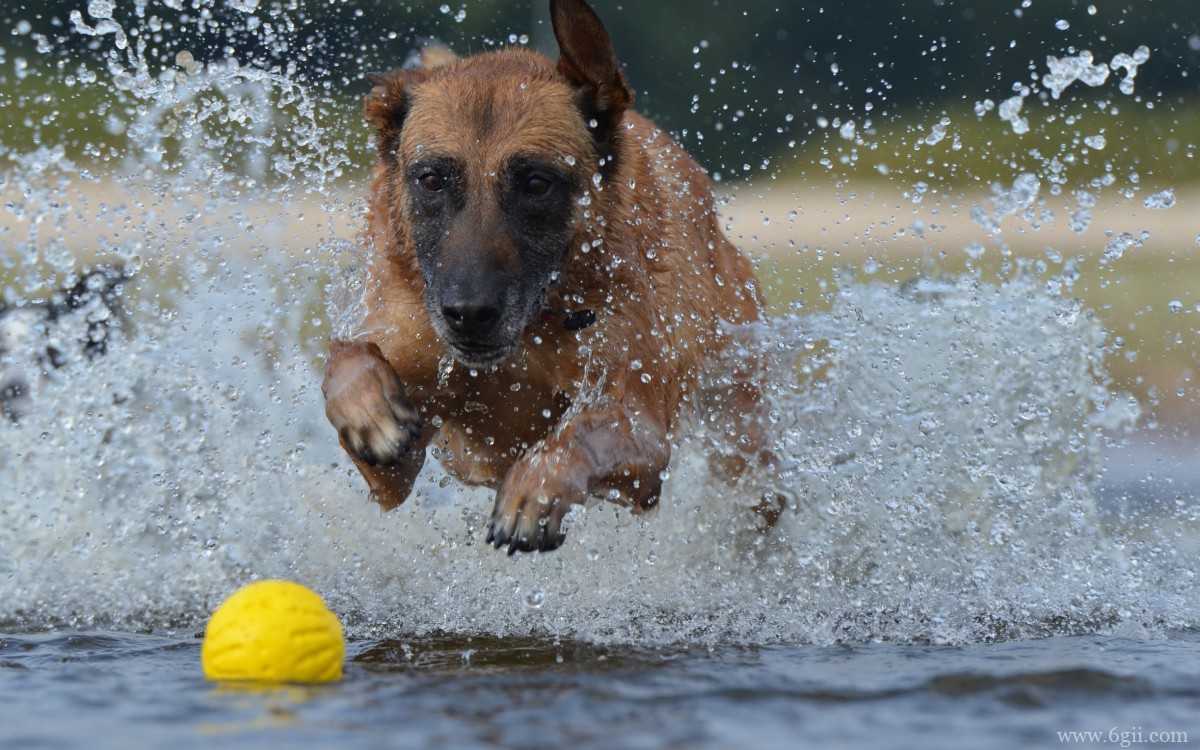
[1167,300,1182,314]
[1054,19,1070,30]
[524,589,545,609]
[997,95,1029,134]
[1143,189,1176,210]
[923,116,951,146]
[1103,232,1141,261]
[436,355,455,389]
[87,0,114,20]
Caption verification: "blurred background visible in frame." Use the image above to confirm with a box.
[5,0,1198,176]
[2,0,1198,434]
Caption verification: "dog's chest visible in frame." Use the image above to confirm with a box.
[417,365,574,485]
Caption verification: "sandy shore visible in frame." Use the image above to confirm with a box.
[719,181,1199,260]
[3,175,1195,264]
[3,171,1198,431]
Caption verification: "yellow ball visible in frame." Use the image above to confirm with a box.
[201,580,345,683]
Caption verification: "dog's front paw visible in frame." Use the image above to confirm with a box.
[487,469,583,554]
[323,340,421,467]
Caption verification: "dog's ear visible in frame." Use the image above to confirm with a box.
[403,39,458,70]
[364,70,416,133]
[365,39,454,144]
[550,0,634,121]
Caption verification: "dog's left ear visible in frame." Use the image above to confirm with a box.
[551,0,634,125]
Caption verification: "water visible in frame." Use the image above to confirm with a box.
[2,631,1198,749]
[2,1,1199,748]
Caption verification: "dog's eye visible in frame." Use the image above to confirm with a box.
[418,173,445,192]
[524,175,552,197]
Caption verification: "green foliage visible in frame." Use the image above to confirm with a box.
[3,0,1197,176]
[784,96,1200,190]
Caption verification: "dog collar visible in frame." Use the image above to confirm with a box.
[540,308,597,331]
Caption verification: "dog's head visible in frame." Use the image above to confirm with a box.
[363,0,633,368]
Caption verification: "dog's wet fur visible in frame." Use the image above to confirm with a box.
[324,0,776,553]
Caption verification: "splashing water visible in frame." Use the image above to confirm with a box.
[0,3,1195,646]
[4,257,1185,644]
[990,43,1150,134]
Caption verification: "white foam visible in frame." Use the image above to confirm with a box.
[0,2,1193,647]
[4,250,1190,645]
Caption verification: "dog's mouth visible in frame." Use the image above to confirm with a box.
[445,339,515,369]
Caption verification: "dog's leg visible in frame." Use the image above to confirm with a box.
[727,383,787,528]
[704,374,787,528]
[487,395,669,553]
[323,339,427,509]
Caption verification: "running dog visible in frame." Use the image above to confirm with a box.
[324,0,773,552]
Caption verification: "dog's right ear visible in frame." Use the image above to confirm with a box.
[363,70,429,150]
[365,38,455,145]
[403,39,458,71]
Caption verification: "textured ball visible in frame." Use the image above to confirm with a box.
[202,580,345,683]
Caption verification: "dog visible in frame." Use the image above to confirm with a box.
[323,0,774,553]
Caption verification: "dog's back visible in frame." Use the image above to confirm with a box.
[607,112,764,414]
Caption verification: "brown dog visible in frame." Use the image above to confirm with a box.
[323,0,772,553]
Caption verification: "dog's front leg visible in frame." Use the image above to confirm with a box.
[323,339,428,510]
[487,393,669,553]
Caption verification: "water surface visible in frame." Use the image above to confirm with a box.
[3,630,1198,749]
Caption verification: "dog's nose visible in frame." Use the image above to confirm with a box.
[441,289,502,334]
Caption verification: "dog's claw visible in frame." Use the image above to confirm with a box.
[486,494,570,554]
[539,528,562,553]
[487,515,520,552]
